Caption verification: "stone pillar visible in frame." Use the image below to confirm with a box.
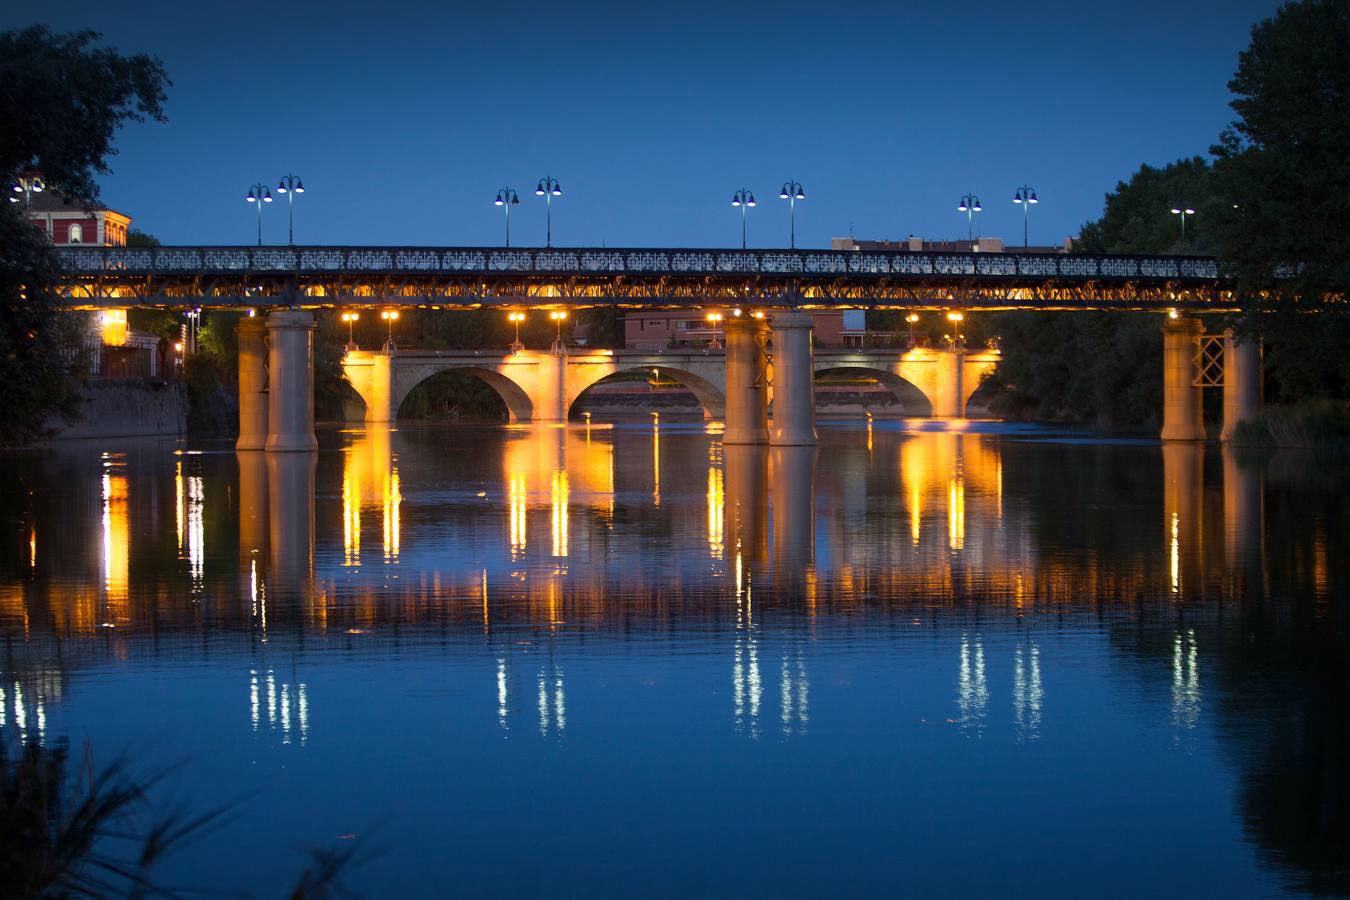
[723,316,769,444]
[265,310,317,452]
[1161,316,1205,441]
[531,351,568,422]
[364,349,398,425]
[236,317,269,451]
[1220,329,1262,442]
[933,348,965,418]
[768,312,817,446]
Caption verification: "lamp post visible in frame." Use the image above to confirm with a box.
[380,309,399,352]
[508,311,525,353]
[705,311,724,350]
[731,189,756,250]
[244,183,273,246]
[8,174,44,208]
[945,311,965,350]
[957,194,982,243]
[905,312,920,349]
[275,174,305,244]
[535,176,563,248]
[495,188,521,248]
[1170,206,1195,245]
[779,181,806,249]
[1012,185,1038,248]
[549,310,569,355]
[341,311,360,351]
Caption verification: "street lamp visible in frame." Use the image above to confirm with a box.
[705,311,724,350]
[957,194,982,243]
[905,312,920,349]
[1012,185,1038,248]
[275,174,305,245]
[730,189,756,250]
[549,310,569,355]
[779,181,806,249]
[8,174,44,208]
[535,176,563,248]
[945,310,965,349]
[380,309,399,351]
[341,311,360,351]
[507,311,525,353]
[244,183,273,246]
[1170,206,1196,245]
[495,188,521,248]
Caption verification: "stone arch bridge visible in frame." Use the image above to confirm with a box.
[340,345,1002,425]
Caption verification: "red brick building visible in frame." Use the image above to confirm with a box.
[25,192,131,246]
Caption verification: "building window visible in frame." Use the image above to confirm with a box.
[68,224,83,244]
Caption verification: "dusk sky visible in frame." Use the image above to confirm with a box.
[8,0,1282,249]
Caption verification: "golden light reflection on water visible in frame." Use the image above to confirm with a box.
[101,454,129,622]
[707,444,724,560]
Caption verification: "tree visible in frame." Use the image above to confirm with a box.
[1209,0,1350,400]
[0,27,168,445]
[988,159,1215,427]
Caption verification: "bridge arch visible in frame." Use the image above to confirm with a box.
[567,365,726,421]
[394,366,534,422]
[342,352,536,424]
[812,365,934,417]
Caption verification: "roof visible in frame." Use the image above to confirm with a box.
[24,191,131,220]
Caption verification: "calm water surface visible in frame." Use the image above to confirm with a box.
[1,420,1347,897]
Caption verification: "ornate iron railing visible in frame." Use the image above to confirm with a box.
[56,245,1221,280]
[53,245,1232,309]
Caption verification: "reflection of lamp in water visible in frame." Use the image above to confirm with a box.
[341,311,360,351]
[101,455,129,620]
[707,444,724,560]
[509,473,528,558]
[508,311,525,353]
[651,412,661,506]
[550,470,569,558]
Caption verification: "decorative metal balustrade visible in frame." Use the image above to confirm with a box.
[54,245,1233,310]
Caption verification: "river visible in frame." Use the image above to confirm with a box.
[0,420,1345,896]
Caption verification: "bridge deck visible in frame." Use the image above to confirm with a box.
[55,245,1234,311]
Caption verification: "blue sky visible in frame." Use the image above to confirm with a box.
[7,0,1281,248]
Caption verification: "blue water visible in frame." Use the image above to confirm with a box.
[1,421,1345,897]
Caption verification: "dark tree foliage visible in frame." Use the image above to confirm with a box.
[987,160,1213,427]
[1209,0,1350,400]
[0,26,168,205]
[0,27,169,445]
[0,203,84,444]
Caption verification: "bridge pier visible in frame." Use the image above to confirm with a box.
[769,312,817,446]
[363,348,398,425]
[724,316,769,444]
[264,310,318,452]
[236,317,269,451]
[933,349,965,418]
[1221,330,1262,442]
[1161,315,1205,442]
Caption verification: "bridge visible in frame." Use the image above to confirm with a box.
[54,245,1232,310]
[339,346,1003,426]
[56,244,1259,449]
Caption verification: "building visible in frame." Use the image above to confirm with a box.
[623,309,867,351]
[24,192,131,246]
[20,192,165,375]
[831,235,1073,254]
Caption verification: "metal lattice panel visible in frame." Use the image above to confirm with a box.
[1194,335,1225,387]
[52,245,1245,309]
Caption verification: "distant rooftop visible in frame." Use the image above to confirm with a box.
[24,190,130,220]
[831,236,1073,254]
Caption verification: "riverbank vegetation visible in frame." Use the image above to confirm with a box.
[985,0,1349,444]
